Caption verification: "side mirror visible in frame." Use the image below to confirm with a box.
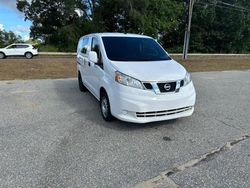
[81,47,87,54]
[80,45,89,54]
[89,51,98,63]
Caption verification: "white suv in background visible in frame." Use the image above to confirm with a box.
[0,44,38,59]
[77,33,196,123]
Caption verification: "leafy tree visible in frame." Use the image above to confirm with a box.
[0,30,23,48]
[161,0,250,53]
[17,0,183,51]
[16,0,250,53]
[189,0,250,53]
[17,0,97,51]
[96,0,183,39]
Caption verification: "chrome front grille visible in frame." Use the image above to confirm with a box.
[136,106,193,118]
[143,79,184,94]
[157,82,176,93]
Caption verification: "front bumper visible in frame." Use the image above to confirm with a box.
[110,82,196,123]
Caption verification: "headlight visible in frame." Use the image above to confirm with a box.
[115,71,144,89]
[184,72,191,86]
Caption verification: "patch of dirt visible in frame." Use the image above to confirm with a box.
[0,56,249,80]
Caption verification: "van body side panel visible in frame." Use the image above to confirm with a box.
[76,33,196,123]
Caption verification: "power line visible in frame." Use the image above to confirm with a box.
[182,0,249,59]
[197,1,250,13]
[217,1,250,12]
[197,2,250,14]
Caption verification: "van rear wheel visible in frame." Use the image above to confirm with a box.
[25,52,33,59]
[100,91,113,121]
[78,72,87,92]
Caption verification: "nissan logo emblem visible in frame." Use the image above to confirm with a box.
[164,83,171,91]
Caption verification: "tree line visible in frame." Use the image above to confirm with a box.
[16,0,250,53]
[0,30,23,48]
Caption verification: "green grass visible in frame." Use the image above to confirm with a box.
[37,45,59,52]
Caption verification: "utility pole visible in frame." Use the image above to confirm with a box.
[183,0,195,59]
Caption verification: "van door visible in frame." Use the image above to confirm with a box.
[15,45,28,55]
[5,45,17,56]
[88,37,104,98]
[77,37,91,88]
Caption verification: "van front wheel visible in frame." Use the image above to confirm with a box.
[0,52,5,59]
[100,92,113,121]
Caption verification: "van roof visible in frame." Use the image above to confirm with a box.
[84,32,152,39]
[11,43,32,45]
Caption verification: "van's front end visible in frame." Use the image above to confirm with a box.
[109,65,196,124]
[101,34,196,123]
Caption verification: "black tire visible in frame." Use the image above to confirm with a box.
[25,52,33,59]
[100,91,113,121]
[0,52,5,59]
[78,72,87,92]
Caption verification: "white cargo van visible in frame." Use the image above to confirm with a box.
[77,33,196,123]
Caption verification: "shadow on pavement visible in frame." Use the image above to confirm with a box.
[53,78,178,131]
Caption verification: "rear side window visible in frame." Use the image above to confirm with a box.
[16,45,29,48]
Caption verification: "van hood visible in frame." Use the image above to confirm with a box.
[110,59,187,81]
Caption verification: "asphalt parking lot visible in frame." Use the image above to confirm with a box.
[0,71,249,188]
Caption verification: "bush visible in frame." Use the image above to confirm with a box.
[37,44,59,52]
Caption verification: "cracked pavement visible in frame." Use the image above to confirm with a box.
[0,70,250,188]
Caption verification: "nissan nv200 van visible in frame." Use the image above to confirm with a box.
[77,33,196,123]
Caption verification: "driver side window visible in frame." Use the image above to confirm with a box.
[91,38,100,59]
[7,45,16,49]
[80,38,89,54]
[91,37,103,68]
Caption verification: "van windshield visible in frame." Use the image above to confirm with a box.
[102,37,171,61]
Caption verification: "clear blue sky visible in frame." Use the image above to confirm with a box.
[0,0,31,40]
